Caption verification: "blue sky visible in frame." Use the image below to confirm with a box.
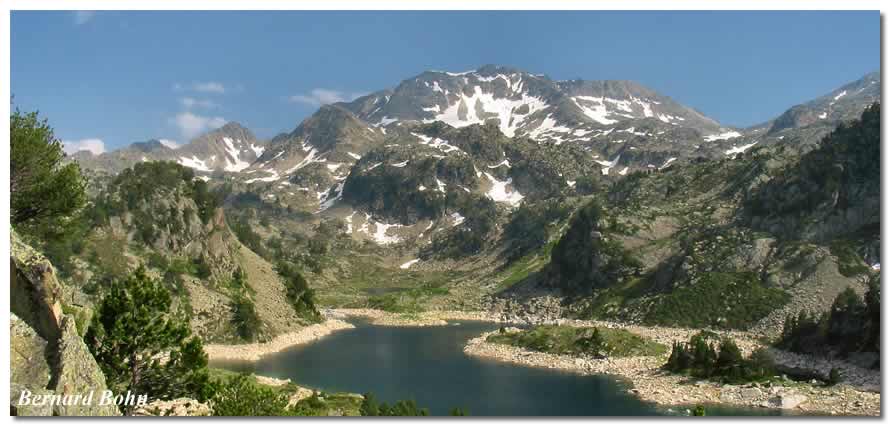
[11,10,879,153]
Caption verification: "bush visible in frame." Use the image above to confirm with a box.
[778,279,880,362]
[231,295,262,342]
[85,266,213,414]
[275,261,321,323]
[664,332,775,384]
[644,272,789,329]
[358,393,429,416]
[210,374,288,416]
[828,367,842,385]
[549,198,642,293]
[486,325,666,358]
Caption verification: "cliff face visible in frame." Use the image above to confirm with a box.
[10,230,119,416]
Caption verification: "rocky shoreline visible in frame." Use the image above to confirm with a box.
[202,308,880,416]
[204,319,355,362]
[329,308,493,326]
[463,329,880,416]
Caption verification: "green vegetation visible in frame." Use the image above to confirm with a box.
[744,103,879,237]
[367,285,449,313]
[486,325,666,358]
[644,272,789,329]
[664,331,775,384]
[209,374,290,416]
[426,194,499,258]
[229,216,269,258]
[85,266,213,415]
[495,240,556,291]
[503,199,571,261]
[359,393,430,416]
[206,372,364,416]
[549,198,643,293]
[828,240,871,277]
[10,109,87,242]
[275,261,322,323]
[777,277,880,365]
[230,294,263,342]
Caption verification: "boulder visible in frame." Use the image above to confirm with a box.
[740,387,763,400]
[769,393,807,409]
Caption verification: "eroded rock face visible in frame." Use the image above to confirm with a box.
[50,317,119,416]
[10,231,119,416]
[10,234,64,343]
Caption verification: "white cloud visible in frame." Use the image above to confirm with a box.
[193,82,225,94]
[158,139,180,149]
[173,82,226,94]
[171,112,227,140]
[63,138,105,155]
[73,11,95,25]
[180,97,217,109]
[288,89,366,106]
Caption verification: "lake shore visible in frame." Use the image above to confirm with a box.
[204,319,355,362]
[463,329,880,416]
[205,308,879,416]
[329,308,494,326]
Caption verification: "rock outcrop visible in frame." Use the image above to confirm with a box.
[10,231,119,416]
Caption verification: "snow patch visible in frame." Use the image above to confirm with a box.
[178,155,213,172]
[483,172,524,206]
[725,141,758,156]
[400,259,421,269]
[222,137,251,172]
[704,131,742,142]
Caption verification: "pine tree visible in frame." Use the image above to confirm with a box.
[10,109,86,241]
[360,393,380,416]
[85,266,212,414]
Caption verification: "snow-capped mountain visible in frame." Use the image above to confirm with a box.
[71,66,879,203]
[341,65,730,143]
[765,71,880,135]
[173,122,266,173]
[69,122,266,175]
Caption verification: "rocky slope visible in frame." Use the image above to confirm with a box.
[11,231,119,416]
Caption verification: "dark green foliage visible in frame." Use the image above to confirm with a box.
[449,407,469,416]
[744,103,880,238]
[359,393,380,416]
[503,198,571,261]
[574,174,600,195]
[230,294,262,342]
[828,367,842,385]
[342,152,463,224]
[778,278,880,363]
[10,109,87,242]
[643,272,789,329]
[358,393,429,416]
[85,266,213,414]
[486,324,666,358]
[192,180,230,224]
[275,261,321,323]
[210,374,289,416]
[664,332,775,384]
[828,240,871,277]
[549,198,642,293]
[426,194,498,258]
[90,161,229,246]
[693,405,706,416]
[229,217,269,258]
